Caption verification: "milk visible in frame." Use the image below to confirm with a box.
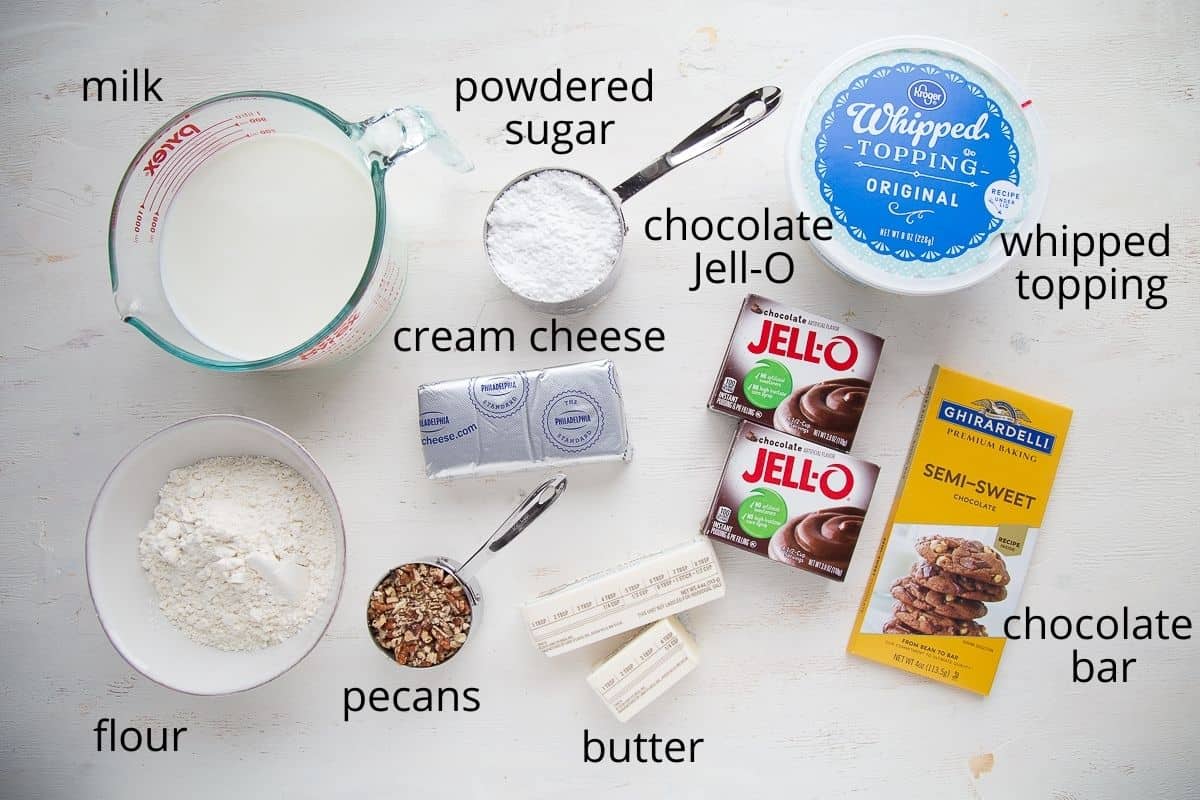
[161,134,376,361]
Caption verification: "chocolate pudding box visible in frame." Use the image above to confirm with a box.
[708,295,884,452]
[847,365,1072,695]
[703,421,880,581]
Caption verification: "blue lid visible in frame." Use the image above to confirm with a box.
[788,37,1047,294]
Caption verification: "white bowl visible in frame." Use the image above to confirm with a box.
[86,415,346,695]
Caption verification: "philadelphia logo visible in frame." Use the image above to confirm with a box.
[469,373,528,419]
[542,390,604,453]
[419,411,450,434]
[939,398,1055,454]
[907,79,947,110]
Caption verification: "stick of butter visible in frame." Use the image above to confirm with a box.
[587,616,700,722]
[521,537,725,657]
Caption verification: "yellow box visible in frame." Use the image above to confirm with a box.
[847,365,1072,695]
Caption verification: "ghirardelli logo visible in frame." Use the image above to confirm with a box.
[970,398,1030,423]
[142,123,201,176]
[939,397,1055,455]
[747,319,858,371]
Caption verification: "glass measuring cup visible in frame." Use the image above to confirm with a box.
[483,86,781,314]
[109,91,470,371]
[367,474,567,668]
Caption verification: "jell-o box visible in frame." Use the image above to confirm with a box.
[702,421,880,582]
[709,294,884,452]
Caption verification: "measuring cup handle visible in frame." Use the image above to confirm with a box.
[353,105,473,171]
[613,86,782,203]
[457,474,568,581]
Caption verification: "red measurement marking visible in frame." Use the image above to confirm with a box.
[141,116,237,205]
[1021,99,1032,109]
[148,120,238,189]
[143,119,239,206]
[152,129,248,215]
[149,126,243,212]
[300,310,360,361]
[155,133,251,218]
[139,133,250,242]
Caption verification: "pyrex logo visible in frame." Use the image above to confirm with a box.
[907,79,946,110]
[419,411,450,434]
[142,123,201,176]
[940,398,1056,454]
[747,320,858,371]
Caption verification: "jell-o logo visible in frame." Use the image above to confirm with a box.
[741,448,854,500]
[746,320,859,370]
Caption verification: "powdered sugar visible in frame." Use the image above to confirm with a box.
[485,169,623,303]
[138,456,335,651]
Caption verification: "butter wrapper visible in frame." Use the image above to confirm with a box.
[418,360,632,479]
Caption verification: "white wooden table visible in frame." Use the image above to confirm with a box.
[2,1,1197,797]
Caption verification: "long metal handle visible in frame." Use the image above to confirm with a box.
[457,474,567,581]
[612,86,782,202]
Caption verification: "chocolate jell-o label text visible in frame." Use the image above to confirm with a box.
[703,422,880,582]
[742,447,854,500]
[746,319,859,370]
[709,294,883,452]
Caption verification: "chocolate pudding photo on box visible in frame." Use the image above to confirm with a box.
[708,295,884,452]
[703,422,880,582]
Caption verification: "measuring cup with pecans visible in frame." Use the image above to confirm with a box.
[367,474,567,668]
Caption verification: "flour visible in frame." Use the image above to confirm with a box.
[485,169,623,303]
[138,456,336,651]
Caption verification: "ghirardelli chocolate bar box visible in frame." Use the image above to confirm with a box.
[708,294,884,452]
[703,422,880,582]
[848,365,1072,695]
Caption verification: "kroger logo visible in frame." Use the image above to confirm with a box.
[419,411,450,434]
[907,79,946,110]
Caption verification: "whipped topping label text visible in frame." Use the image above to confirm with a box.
[812,61,1025,264]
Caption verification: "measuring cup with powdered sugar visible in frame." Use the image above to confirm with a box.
[484,86,782,314]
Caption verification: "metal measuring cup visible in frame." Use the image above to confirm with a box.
[367,474,567,668]
[483,86,782,314]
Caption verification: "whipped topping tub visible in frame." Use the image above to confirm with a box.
[788,37,1047,294]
